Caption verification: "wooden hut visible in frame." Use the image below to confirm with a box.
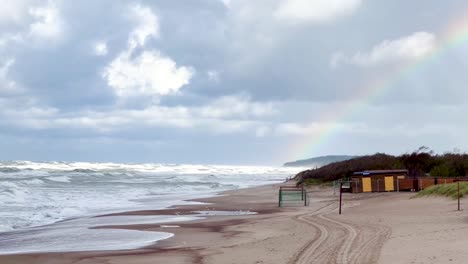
[351,170,408,193]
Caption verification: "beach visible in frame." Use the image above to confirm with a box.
[1,183,468,264]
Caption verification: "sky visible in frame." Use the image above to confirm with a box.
[0,0,468,165]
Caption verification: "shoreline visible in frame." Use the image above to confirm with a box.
[2,183,468,263]
[0,161,301,236]
[0,182,289,259]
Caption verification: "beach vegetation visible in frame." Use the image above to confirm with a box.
[301,178,333,187]
[415,182,468,199]
[296,147,468,184]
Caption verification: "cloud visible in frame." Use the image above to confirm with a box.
[0,0,31,24]
[128,4,159,49]
[28,1,64,39]
[103,3,194,98]
[0,59,23,94]
[0,1,64,48]
[207,70,220,82]
[331,32,437,67]
[274,0,362,23]
[1,0,468,163]
[198,94,276,119]
[220,0,231,8]
[103,50,194,97]
[275,122,347,135]
[255,126,271,137]
[93,41,108,56]
[0,92,277,139]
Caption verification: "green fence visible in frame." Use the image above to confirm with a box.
[278,186,308,207]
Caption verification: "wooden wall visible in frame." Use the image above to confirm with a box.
[351,177,461,193]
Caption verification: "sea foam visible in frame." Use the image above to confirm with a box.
[0,161,302,232]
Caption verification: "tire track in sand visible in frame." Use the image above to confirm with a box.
[288,202,335,264]
[291,202,389,264]
[319,213,357,264]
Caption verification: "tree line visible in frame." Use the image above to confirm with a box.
[295,147,468,182]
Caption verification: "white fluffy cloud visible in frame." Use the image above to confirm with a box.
[0,1,64,47]
[103,50,194,97]
[28,1,63,39]
[0,0,31,24]
[103,4,194,98]
[275,0,362,23]
[331,32,437,67]
[128,4,159,49]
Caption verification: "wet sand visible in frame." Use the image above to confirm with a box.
[1,183,468,263]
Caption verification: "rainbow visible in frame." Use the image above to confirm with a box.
[287,11,468,160]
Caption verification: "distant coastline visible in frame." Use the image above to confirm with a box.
[283,155,357,167]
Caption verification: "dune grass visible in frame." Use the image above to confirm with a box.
[301,178,333,187]
[415,182,468,199]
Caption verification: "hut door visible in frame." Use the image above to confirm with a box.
[384,176,394,191]
[362,177,372,192]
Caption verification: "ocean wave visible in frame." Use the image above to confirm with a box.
[20,178,45,185]
[0,167,21,173]
[46,176,71,183]
[0,161,302,232]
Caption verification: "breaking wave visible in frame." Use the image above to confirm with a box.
[0,161,301,232]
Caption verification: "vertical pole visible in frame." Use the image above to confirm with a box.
[278,189,281,207]
[339,182,343,215]
[304,189,307,206]
[397,179,399,192]
[458,181,460,211]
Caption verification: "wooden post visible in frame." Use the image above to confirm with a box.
[458,181,460,211]
[304,189,307,206]
[339,182,343,215]
[278,189,282,207]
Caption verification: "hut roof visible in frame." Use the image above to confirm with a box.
[353,169,408,176]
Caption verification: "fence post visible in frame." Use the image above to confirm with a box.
[458,181,460,211]
[339,182,343,215]
[397,179,399,192]
[278,189,282,207]
[304,190,307,206]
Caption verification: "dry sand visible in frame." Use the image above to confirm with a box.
[1,183,468,264]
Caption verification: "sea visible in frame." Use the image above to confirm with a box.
[0,161,302,254]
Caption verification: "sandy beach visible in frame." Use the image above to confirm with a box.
[1,183,468,264]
